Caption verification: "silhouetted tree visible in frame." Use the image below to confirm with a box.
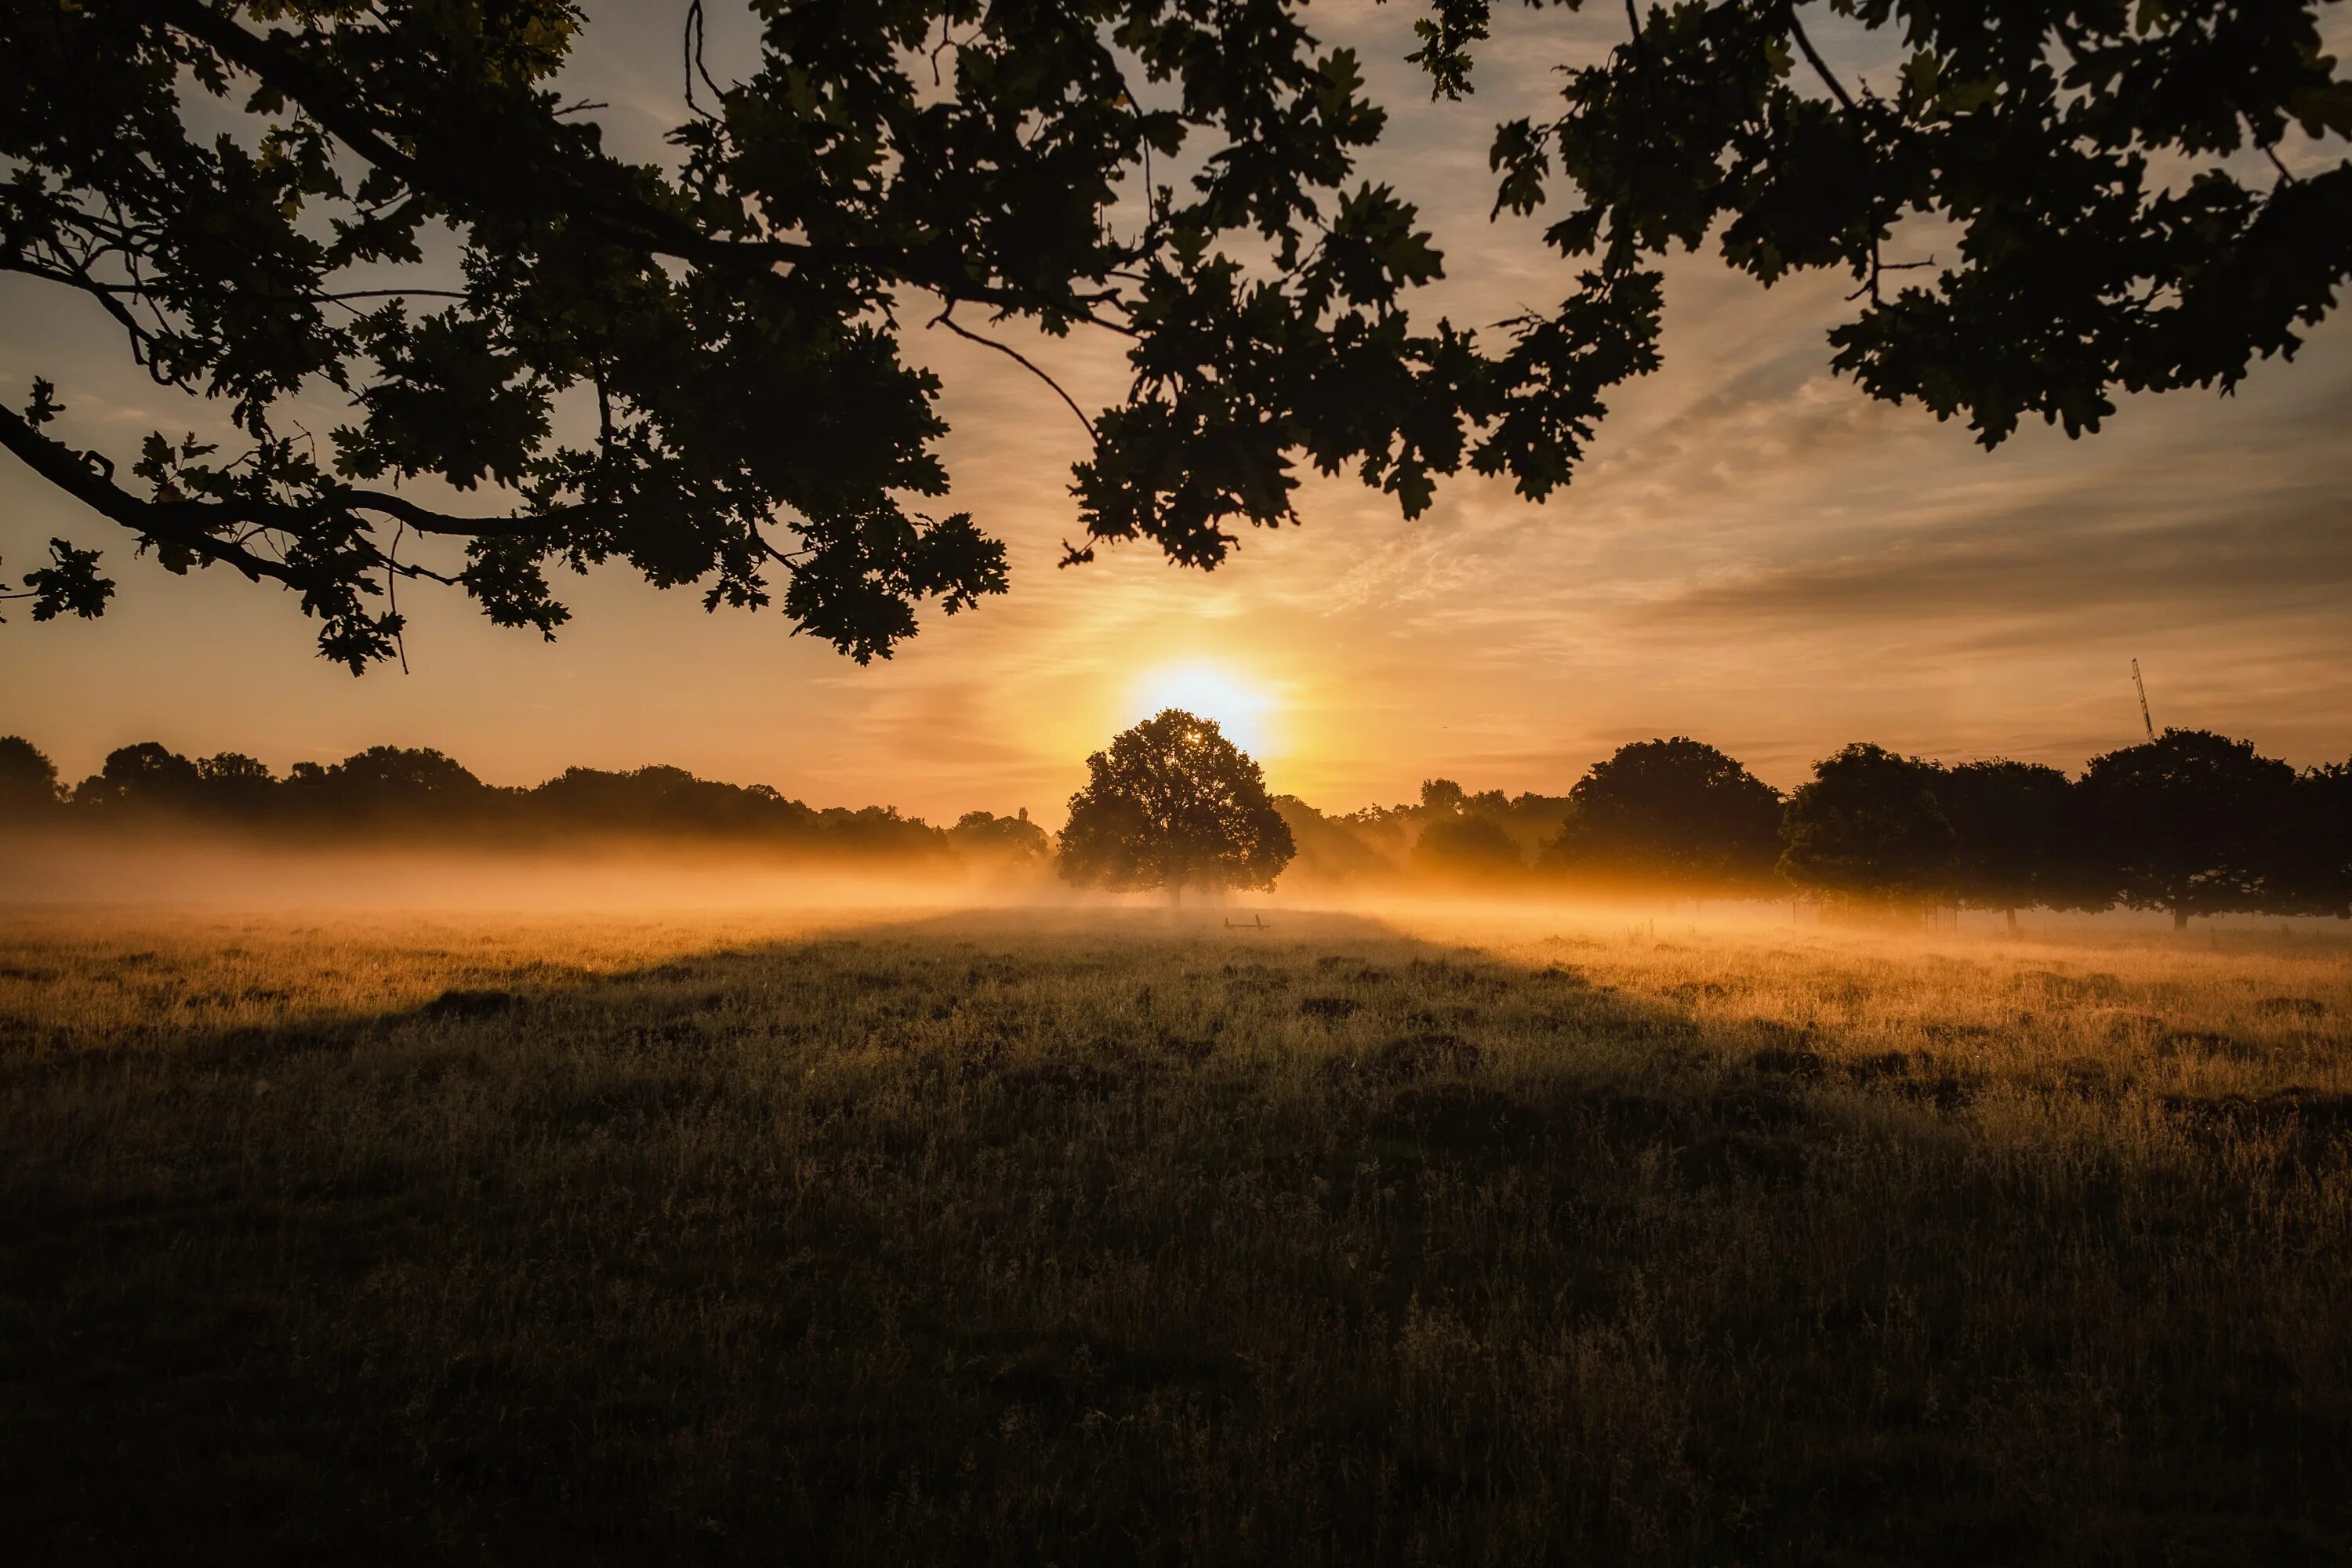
[1272,795,1403,886]
[1285,782,1566,884]
[1410,811,1525,884]
[949,810,1051,867]
[1,1,1454,666]
[532,765,816,839]
[1333,803,1418,869]
[0,735,61,817]
[287,746,493,824]
[1479,789,1577,861]
[1412,1,2350,465]
[5,731,984,860]
[1541,737,1781,894]
[195,753,278,818]
[813,807,937,861]
[1058,711,1294,903]
[9,3,2341,666]
[74,742,203,811]
[2077,730,2299,929]
[1779,744,1956,906]
[2291,760,2352,919]
[1932,759,2077,929]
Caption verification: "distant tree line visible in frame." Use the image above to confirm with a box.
[0,736,1048,872]
[1279,732,2351,927]
[5,727,2344,923]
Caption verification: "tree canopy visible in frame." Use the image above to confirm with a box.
[4,2,2344,666]
[2075,727,2299,927]
[1933,757,2078,920]
[1779,742,1957,903]
[948,808,1052,867]
[2294,760,2352,918]
[74,739,205,809]
[1058,709,1294,899]
[1410,809,1526,883]
[0,735,62,814]
[1541,736,1782,893]
[2,0,1455,666]
[1413,0,2352,458]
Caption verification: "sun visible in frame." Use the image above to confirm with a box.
[1130,662,1278,756]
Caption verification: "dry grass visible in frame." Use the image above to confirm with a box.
[2,902,2348,1565]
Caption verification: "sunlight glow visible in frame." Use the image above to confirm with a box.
[1129,661,1279,757]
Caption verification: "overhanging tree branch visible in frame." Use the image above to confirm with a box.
[136,0,1146,333]
[0,402,574,566]
[930,305,1100,441]
[0,405,329,592]
[1782,3,1860,115]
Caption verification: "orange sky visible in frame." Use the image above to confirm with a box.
[3,2,2348,826]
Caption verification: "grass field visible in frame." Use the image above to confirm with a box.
[3,900,2348,1565]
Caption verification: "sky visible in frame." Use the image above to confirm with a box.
[3,2,2348,826]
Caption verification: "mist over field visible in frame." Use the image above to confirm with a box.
[6,0,2349,1558]
[9,693,2343,1566]
[8,824,2339,931]
[0,826,1025,913]
[4,725,2347,1563]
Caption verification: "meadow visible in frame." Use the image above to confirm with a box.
[2,896,2347,1565]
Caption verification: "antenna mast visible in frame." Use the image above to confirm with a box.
[2131,659,2154,740]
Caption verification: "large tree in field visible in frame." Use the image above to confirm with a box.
[1779,742,1955,906]
[1932,758,2078,928]
[3,2,2345,668]
[2076,728,2297,929]
[1058,710,1293,902]
[1541,737,1782,894]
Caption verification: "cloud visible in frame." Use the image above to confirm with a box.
[1642,493,2352,636]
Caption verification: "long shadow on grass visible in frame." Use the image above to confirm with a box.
[2,908,2347,1567]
